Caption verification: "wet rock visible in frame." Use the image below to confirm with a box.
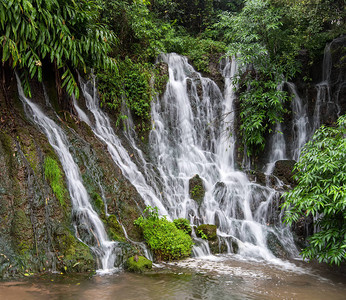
[266,231,289,259]
[125,255,152,273]
[189,174,205,205]
[196,224,217,241]
[272,160,297,187]
[154,62,169,96]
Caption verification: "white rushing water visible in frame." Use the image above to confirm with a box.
[287,82,309,161]
[75,53,298,264]
[16,75,121,274]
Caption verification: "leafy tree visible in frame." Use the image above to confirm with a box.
[0,0,116,98]
[283,115,346,265]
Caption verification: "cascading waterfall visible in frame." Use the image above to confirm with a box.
[75,53,298,262]
[287,82,309,161]
[148,53,298,260]
[75,76,168,216]
[16,76,121,274]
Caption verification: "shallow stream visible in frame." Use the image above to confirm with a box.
[1,256,345,300]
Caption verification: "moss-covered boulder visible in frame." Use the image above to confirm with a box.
[196,224,217,241]
[126,255,152,273]
[189,174,205,205]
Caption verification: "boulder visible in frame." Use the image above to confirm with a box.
[272,160,297,186]
[126,255,152,273]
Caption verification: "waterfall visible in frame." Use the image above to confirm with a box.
[313,36,345,132]
[74,53,298,262]
[16,76,121,274]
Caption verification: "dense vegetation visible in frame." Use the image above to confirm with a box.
[134,206,193,261]
[283,115,346,265]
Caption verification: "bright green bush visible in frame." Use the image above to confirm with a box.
[283,115,346,265]
[134,206,193,261]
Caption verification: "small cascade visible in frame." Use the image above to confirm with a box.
[287,82,309,161]
[75,76,168,216]
[16,76,121,274]
[313,36,345,132]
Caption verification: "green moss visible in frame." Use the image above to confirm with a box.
[106,215,125,242]
[126,255,152,273]
[44,156,67,206]
[11,209,33,253]
[91,192,105,216]
[196,224,217,241]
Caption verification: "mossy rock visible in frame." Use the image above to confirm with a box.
[196,224,217,241]
[189,174,205,205]
[11,209,33,253]
[126,255,152,273]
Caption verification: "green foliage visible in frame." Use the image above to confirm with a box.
[97,57,153,123]
[173,218,192,235]
[196,224,217,240]
[134,206,193,261]
[216,0,345,156]
[282,115,346,265]
[44,156,66,206]
[217,0,297,155]
[0,0,116,98]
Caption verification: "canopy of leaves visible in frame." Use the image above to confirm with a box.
[0,0,116,98]
[283,115,346,265]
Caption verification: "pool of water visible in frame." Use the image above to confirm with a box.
[1,255,345,300]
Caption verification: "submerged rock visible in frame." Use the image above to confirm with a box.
[126,255,152,273]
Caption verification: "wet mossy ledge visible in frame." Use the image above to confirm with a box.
[0,77,146,279]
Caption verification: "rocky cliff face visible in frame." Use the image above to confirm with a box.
[0,71,145,279]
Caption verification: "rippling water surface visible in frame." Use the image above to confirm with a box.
[1,256,345,300]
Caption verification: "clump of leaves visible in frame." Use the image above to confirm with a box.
[173,218,192,235]
[282,115,346,265]
[1,0,116,98]
[134,206,193,261]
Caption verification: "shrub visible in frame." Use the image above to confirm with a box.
[134,206,193,261]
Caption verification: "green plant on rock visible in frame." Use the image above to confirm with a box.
[282,115,346,265]
[173,218,192,235]
[134,206,193,261]
[44,156,66,206]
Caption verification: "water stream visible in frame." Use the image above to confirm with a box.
[16,76,121,274]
